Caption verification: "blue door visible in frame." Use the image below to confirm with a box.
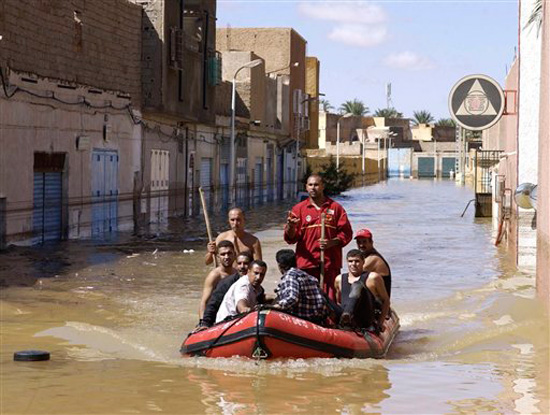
[418,157,435,177]
[33,172,62,243]
[442,157,456,178]
[92,150,118,238]
[220,163,229,211]
[388,148,412,177]
[277,153,284,200]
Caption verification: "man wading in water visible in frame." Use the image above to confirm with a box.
[204,208,262,266]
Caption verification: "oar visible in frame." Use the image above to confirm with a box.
[320,212,326,290]
[199,187,217,266]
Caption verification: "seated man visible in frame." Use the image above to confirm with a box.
[335,249,389,331]
[198,251,254,329]
[198,240,237,320]
[204,208,262,265]
[355,229,392,297]
[215,260,267,323]
[272,249,329,325]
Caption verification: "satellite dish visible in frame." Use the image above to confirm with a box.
[514,183,537,210]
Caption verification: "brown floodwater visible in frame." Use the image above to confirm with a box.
[1,179,548,414]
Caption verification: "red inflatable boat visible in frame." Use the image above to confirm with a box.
[180,308,399,360]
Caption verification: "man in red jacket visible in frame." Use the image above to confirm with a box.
[284,174,353,300]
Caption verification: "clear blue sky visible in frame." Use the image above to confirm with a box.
[217,0,518,120]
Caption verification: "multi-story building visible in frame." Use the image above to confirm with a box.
[217,28,308,196]
[0,0,143,244]
[130,0,219,230]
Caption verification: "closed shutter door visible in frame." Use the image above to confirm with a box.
[92,150,119,237]
[254,158,263,205]
[442,157,456,177]
[418,157,435,177]
[150,150,169,225]
[200,158,213,210]
[33,172,62,243]
[220,163,229,210]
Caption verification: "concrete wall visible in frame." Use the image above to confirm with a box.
[0,73,140,243]
[537,1,550,303]
[135,0,217,124]
[484,59,520,263]
[305,57,320,149]
[411,124,433,141]
[0,0,142,106]
[517,0,542,270]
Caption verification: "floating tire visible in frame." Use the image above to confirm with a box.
[14,350,50,362]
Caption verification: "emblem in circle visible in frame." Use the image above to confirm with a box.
[465,91,489,115]
[306,215,311,222]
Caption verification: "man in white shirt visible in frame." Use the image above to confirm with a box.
[215,260,267,323]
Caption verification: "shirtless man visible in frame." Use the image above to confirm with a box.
[354,229,392,297]
[335,249,389,331]
[198,240,237,319]
[204,208,262,266]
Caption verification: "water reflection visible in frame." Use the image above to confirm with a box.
[186,365,391,415]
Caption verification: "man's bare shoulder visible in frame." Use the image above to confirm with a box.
[216,230,233,242]
[364,256,386,272]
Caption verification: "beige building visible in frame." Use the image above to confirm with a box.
[217,27,309,197]
[0,0,143,244]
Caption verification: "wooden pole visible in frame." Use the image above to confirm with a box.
[199,187,217,266]
[320,212,326,289]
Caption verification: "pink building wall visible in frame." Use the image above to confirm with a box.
[536,1,550,304]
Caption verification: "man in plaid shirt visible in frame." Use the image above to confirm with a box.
[273,249,329,324]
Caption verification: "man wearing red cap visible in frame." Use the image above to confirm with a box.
[284,174,353,300]
[355,228,392,297]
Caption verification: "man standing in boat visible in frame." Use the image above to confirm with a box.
[284,174,353,300]
[204,208,262,265]
[355,229,392,297]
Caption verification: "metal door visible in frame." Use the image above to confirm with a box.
[236,158,248,208]
[266,146,274,202]
[220,162,229,211]
[442,157,456,178]
[277,152,284,200]
[254,157,263,205]
[92,150,118,238]
[200,157,213,211]
[388,148,412,177]
[33,172,62,243]
[150,150,169,225]
[418,157,435,178]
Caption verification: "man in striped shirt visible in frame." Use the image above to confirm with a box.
[272,249,329,324]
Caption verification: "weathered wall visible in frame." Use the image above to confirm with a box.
[537,1,550,303]
[0,0,142,106]
[517,0,541,270]
[216,28,307,138]
[305,57,320,149]
[136,0,217,123]
[0,75,140,242]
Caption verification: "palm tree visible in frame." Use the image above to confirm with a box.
[435,118,456,127]
[339,99,369,116]
[319,99,333,112]
[373,107,403,118]
[412,110,435,125]
[525,0,543,35]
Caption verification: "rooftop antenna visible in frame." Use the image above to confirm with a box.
[386,82,393,108]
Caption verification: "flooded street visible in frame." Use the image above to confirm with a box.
[1,179,548,414]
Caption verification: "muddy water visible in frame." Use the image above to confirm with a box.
[1,179,548,414]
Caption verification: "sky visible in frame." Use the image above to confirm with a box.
[217,0,519,120]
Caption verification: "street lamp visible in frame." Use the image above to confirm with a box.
[230,59,263,204]
[336,113,353,169]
